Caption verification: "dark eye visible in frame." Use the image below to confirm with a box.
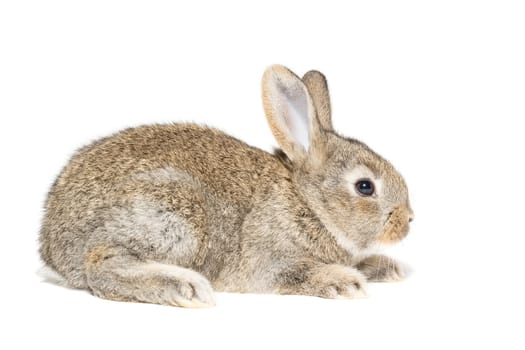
[355,179,375,196]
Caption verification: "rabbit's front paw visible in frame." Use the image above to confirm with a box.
[355,254,404,282]
[281,264,367,299]
[312,265,367,299]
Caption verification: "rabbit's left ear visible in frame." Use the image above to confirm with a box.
[262,65,326,163]
[302,70,333,132]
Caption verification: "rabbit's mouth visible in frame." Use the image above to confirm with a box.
[379,207,411,244]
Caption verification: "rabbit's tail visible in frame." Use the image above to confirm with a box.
[37,264,68,287]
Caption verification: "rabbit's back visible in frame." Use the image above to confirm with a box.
[40,123,284,287]
[52,123,277,202]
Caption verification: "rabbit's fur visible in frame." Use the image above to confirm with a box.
[40,65,413,307]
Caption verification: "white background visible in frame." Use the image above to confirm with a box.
[1,1,524,349]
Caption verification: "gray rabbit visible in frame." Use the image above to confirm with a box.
[40,65,413,307]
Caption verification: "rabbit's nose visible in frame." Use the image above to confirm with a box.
[407,207,414,223]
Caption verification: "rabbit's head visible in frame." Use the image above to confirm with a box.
[262,65,413,253]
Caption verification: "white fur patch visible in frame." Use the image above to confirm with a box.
[329,227,383,262]
[345,165,383,197]
[108,198,199,265]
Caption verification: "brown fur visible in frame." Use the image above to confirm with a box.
[39,65,413,307]
[302,70,332,132]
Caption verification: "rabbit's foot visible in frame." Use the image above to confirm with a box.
[355,254,404,282]
[86,246,216,308]
[142,262,217,308]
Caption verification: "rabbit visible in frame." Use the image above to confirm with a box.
[39,65,413,308]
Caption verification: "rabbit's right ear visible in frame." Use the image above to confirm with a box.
[262,65,325,163]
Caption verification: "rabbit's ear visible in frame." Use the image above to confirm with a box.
[302,70,333,132]
[262,65,325,162]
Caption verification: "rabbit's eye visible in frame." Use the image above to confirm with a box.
[355,179,375,196]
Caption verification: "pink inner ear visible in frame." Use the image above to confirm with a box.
[276,84,310,151]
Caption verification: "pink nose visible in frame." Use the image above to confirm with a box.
[408,211,414,223]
